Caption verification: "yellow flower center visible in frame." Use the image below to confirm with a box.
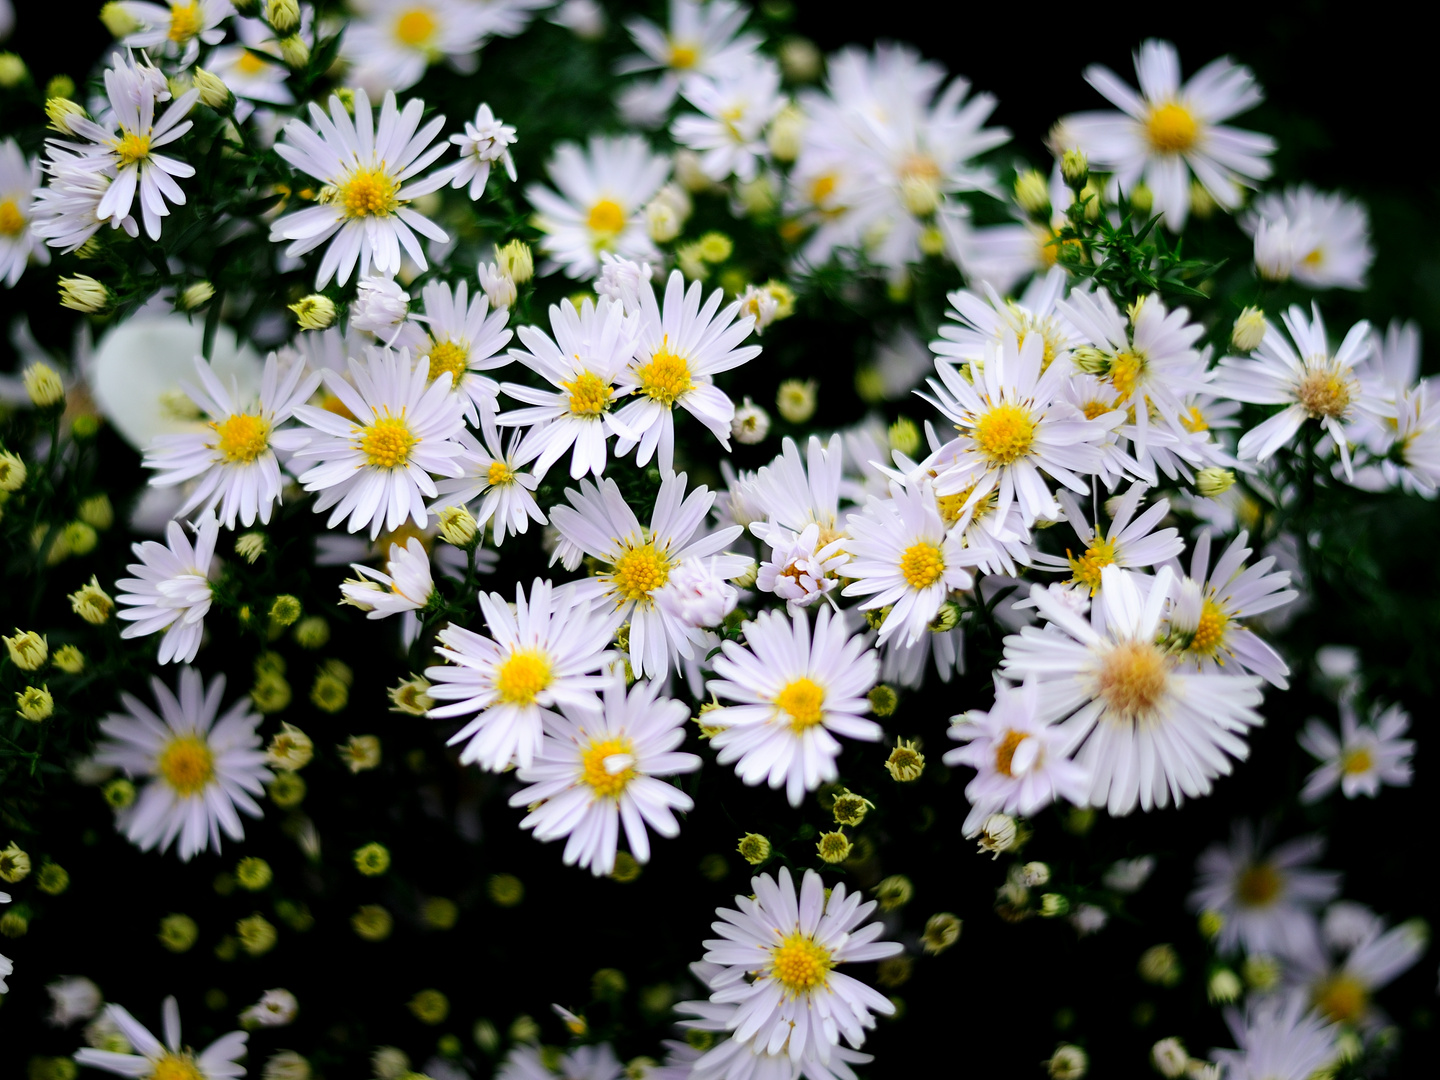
[609,542,671,604]
[148,1052,205,1080]
[211,412,270,464]
[1181,405,1209,433]
[1109,351,1144,399]
[1082,399,1112,420]
[637,343,693,407]
[1235,862,1282,907]
[580,736,637,798]
[340,167,400,218]
[563,370,613,417]
[375,522,430,557]
[0,198,26,236]
[427,339,469,384]
[1096,640,1169,721]
[167,2,203,44]
[769,931,834,995]
[809,173,838,209]
[775,677,825,731]
[1186,598,1229,658]
[395,8,438,46]
[114,131,152,169]
[359,415,417,468]
[1341,746,1374,776]
[587,198,627,237]
[1067,535,1118,595]
[899,541,945,590]
[993,728,1030,777]
[158,734,215,797]
[973,402,1036,465]
[494,649,551,706]
[1313,973,1368,1025]
[1146,102,1199,154]
[236,51,269,75]
[486,460,514,486]
[668,41,699,69]
[1297,364,1354,419]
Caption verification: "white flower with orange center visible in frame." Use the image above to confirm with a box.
[118,0,234,69]
[342,0,486,94]
[426,579,619,771]
[841,479,978,647]
[292,346,469,540]
[115,512,221,665]
[1003,565,1266,816]
[705,605,880,807]
[430,404,545,546]
[612,269,760,474]
[269,88,451,287]
[525,135,669,279]
[923,332,1114,528]
[509,675,701,876]
[144,352,321,529]
[75,997,248,1080]
[1031,484,1183,608]
[1061,39,1275,230]
[548,472,747,679]
[932,266,1083,373]
[697,867,901,1072]
[0,138,47,287]
[92,667,270,860]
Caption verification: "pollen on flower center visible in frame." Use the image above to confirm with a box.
[637,344,693,407]
[340,167,400,218]
[1297,365,1354,419]
[563,370,613,416]
[1235,862,1282,906]
[395,8,438,46]
[427,340,469,384]
[609,542,671,603]
[973,402,1036,465]
[1313,973,1368,1025]
[769,930,834,995]
[113,131,152,168]
[1341,746,1373,775]
[1181,405,1209,433]
[148,1051,206,1080]
[581,736,637,798]
[158,734,215,797]
[1146,102,1199,154]
[167,2,203,44]
[899,541,945,589]
[587,198,627,237]
[360,415,417,468]
[775,677,825,731]
[1097,640,1169,721]
[1187,598,1229,657]
[993,728,1031,777]
[1067,535,1118,595]
[0,198,26,236]
[668,41,699,69]
[236,51,268,75]
[211,412,270,464]
[1109,351,1144,399]
[486,460,514,486]
[495,649,552,706]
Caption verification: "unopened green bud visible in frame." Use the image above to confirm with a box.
[1061,149,1089,187]
[235,856,273,891]
[158,913,199,952]
[736,833,771,865]
[0,53,27,89]
[0,451,26,492]
[24,361,66,407]
[53,644,86,673]
[293,615,330,649]
[103,777,136,808]
[267,771,306,808]
[1138,943,1182,987]
[1039,893,1070,918]
[437,505,478,547]
[815,829,852,864]
[1014,169,1050,216]
[495,240,534,284]
[192,68,231,110]
[874,875,913,911]
[353,842,390,877]
[58,275,109,314]
[352,904,393,941]
[77,494,114,529]
[1208,968,1243,1004]
[776,378,817,424]
[921,912,961,954]
[887,416,921,457]
[99,2,143,36]
[277,34,310,68]
[0,911,28,937]
[38,861,71,895]
[867,684,898,717]
[69,576,116,623]
[831,790,874,826]
[408,989,449,1025]
[268,595,302,628]
[237,913,278,956]
[1231,306,1267,352]
[16,685,54,722]
[1196,467,1236,498]
[265,0,300,32]
[487,872,524,906]
[421,896,458,929]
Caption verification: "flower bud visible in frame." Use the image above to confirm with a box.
[767,103,805,162]
[1039,893,1069,918]
[266,0,301,32]
[831,790,874,826]
[268,772,305,808]
[1047,1044,1088,1080]
[884,738,924,781]
[776,378,817,423]
[1150,1038,1188,1079]
[1129,183,1154,213]
[815,829,853,864]
[16,685,53,722]
[1195,467,1235,498]
[158,913,199,952]
[37,861,70,895]
[53,644,86,673]
[1022,862,1051,887]
[408,989,449,1025]
[0,451,27,492]
[268,594,302,628]
[976,812,1017,857]
[1208,967,1242,1004]
[388,675,434,715]
[24,361,65,407]
[736,833,771,865]
[920,912,961,954]
[487,873,524,906]
[180,281,215,310]
[59,275,109,313]
[339,734,381,773]
[1231,306,1267,352]
[0,54,26,89]
[1014,169,1050,216]
[278,33,310,67]
[237,913,278,956]
[352,904,393,941]
[293,616,330,650]
[77,494,113,530]
[1061,149,1089,187]
[99,2,143,36]
[236,857,273,891]
[495,239,534,284]
[5,629,47,670]
[102,778,135,808]
[353,842,390,876]
[437,505,479,547]
[1138,944,1183,986]
[289,295,335,330]
[873,875,913,911]
[730,397,770,444]
[266,723,314,771]
[192,68,231,110]
[422,896,458,929]
[45,97,87,135]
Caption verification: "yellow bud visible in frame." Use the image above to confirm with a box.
[736,833,771,865]
[1196,467,1236,498]
[47,74,77,100]
[180,281,216,310]
[45,97,87,135]
[495,239,534,284]
[158,913,199,952]
[388,675,434,715]
[77,494,114,529]
[0,54,27,89]
[24,362,66,407]
[16,685,53,722]
[353,842,391,876]
[277,34,310,68]
[236,913,278,956]
[1231,306,1267,352]
[69,576,114,625]
[776,378,817,424]
[59,274,109,313]
[408,989,449,1025]
[99,1,143,36]
[192,68,231,110]
[265,0,301,32]
[4,629,47,671]
[352,904,393,941]
[921,912,962,954]
[52,644,86,674]
[437,505,478,547]
[288,294,335,330]
[815,829,853,864]
[0,451,26,493]
[1014,170,1050,216]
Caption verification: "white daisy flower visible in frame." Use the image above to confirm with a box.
[446,102,518,200]
[1372,381,1440,495]
[510,674,701,876]
[75,997,247,1079]
[429,404,545,546]
[1167,529,1297,688]
[270,88,450,287]
[655,556,739,630]
[1032,484,1183,603]
[699,867,902,1071]
[1246,186,1373,290]
[525,135,670,279]
[706,605,880,807]
[671,53,786,183]
[340,535,436,618]
[747,434,847,548]
[1211,997,1338,1080]
[119,0,234,69]
[841,480,976,647]
[46,976,103,1027]
[1061,39,1275,230]
[92,667,271,860]
[342,0,486,94]
[115,512,220,665]
[612,269,760,473]
[756,522,849,611]
[498,1043,625,1080]
[1215,303,1378,479]
[1188,822,1340,957]
[30,145,138,252]
[292,346,469,539]
[498,295,640,480]
[426,579,619,771]
[0,138,47,286]
[466,0,554,38]
[410,278,513,422]
[548,472,746,678]
[1002,565,1266,815]
[143,352,321,529]
[50,54,199,241]
[617,0,762,119]
[1298,699,1414,803]
[1285,915,1429,1029]
[932,266,1082,373]
[944,678,1090,834]
[923,333,1114,527]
